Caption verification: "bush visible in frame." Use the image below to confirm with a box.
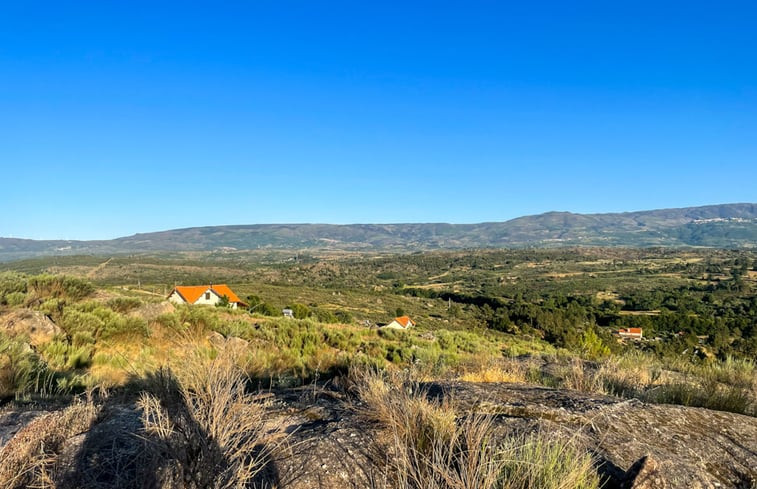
[175,305,222,334]
[334,309,354,324]
[72,331,96,347]
[5,292,26,307]
[353,369,498,488]
[106,296,143,313]
[0,334,48,399]
[37,298,66,322]
[257,302,281,316]
[313,308,337,323]
[0,272,27,296]
[378,327,405,341]
[43,339,71,370]
[61,309,105,337]
[66,345,93,369]
[62,305,149,341]
[288,303,310,320]
[28,274,94,301]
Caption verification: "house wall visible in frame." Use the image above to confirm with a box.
[168,291,187,305]
[382,320,405,329]
[194,290,239,308]
[618,332,642,339]
[193,289,221,306]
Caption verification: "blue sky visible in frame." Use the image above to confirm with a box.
[1,1,756,239]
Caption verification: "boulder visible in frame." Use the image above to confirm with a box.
[128,301,175,322]
[0,309,61,346]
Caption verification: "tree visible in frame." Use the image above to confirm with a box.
[288,303,310,319]
[216,295,230,308]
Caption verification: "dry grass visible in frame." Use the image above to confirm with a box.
[138,350,289,489]
[498,431,600,489]
[352,368,600,489]
[0,399,99,489]
[547,353,757,416]
[457,357,543,384]
[354,369,499,489]
[458,359,528,384]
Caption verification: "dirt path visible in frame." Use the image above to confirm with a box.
[86,257,113,279]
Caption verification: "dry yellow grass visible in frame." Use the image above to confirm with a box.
[459,364,528,383]
[0,399,99,489]
[352,368,600,489]
[139,349,290,489]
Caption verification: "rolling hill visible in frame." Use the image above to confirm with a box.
[1,203,756,261]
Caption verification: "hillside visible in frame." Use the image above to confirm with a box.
[1,203,756,261]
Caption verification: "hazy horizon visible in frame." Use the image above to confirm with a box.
[1,201,754,242]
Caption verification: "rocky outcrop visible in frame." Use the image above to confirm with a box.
[0,309,61,346]
[128,300,175,321]
[430,382,756,488]
[0,381,755,488]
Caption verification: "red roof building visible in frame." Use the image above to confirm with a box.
[168,284,247,309]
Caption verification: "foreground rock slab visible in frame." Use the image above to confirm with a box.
[1,381,755,488]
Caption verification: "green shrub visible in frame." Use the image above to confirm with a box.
[175,305,222,333]
[288,303,310,320]
[62,304,150,341]
[0,333,49,399]
[100,315,149,340]
[313,308,337,323]
[378,327,405,341]
[62,309,105,337]
[37,298,66,322]
[324,330,348,350]
[5,292,26,306]
[0,272,27,296]
[43,339,71,370]
[72,331,96,347]
[155,312,180,329]
[258,303,281,316]
[66,345,94,369]
[28,274,94,301]
[334,310,354,324]
[106,296,143,313]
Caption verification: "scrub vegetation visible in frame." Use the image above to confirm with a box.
[1,247,756,486]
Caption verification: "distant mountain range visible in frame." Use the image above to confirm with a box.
[2,203,756,261]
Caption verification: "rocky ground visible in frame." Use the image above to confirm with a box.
[1,380,755,489]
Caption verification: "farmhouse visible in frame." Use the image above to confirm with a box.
[167,284,247,309]
[616,327,643,340]
[382,315,416,330]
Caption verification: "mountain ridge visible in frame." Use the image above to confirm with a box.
[2,203,756,261]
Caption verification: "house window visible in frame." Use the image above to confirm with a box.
[205,292,210,300]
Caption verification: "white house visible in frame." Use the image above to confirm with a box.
[616,327,643,340]
[167,284,247,309]
[382,316,416,329]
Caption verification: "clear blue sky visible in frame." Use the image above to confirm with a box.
[1,1,756,240]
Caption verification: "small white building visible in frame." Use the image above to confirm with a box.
[616,327,643,340]
[167,284,247,309]
[382,316,416,330]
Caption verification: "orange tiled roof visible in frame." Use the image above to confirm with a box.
[394,316,414,328]
[171,284,244,305]
[618,327,642,335]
